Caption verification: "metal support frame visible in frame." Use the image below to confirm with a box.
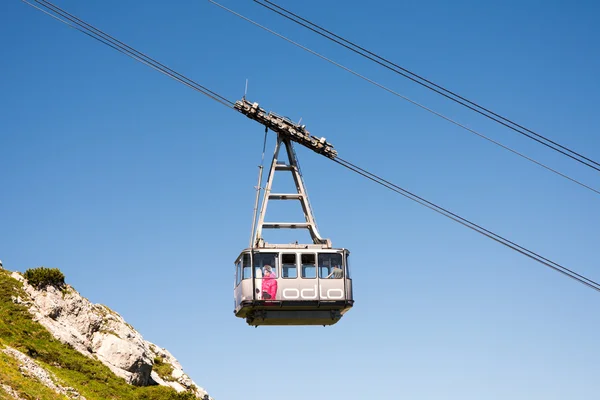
[253,134,331,248]
[235,99,337,159]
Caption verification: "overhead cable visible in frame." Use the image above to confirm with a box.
[23,0,235,109]
[253,0,600,173]
[23,0,600,292]
[332,156,600,293]
[208,0,600,196]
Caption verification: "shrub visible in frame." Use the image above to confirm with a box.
[153,356,175,381]
[24,267,65,290]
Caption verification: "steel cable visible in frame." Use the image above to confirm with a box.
[22,0,600,293]
[24,0,235,109]
[254,0,600,172]
[332,156,600,292]
[209,0,600,196]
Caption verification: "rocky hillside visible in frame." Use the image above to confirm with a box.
[0,266,211,400]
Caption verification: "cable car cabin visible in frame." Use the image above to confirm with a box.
[234,128,353,326]
[233,246,353,326]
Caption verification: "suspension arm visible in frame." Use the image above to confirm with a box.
[234,98,338,159]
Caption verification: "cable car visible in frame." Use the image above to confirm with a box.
[232,109,354,326]
[233,246,353,326]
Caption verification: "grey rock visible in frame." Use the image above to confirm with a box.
[11,271,211,399]
[3,346,86,399]
[1,383,27,400]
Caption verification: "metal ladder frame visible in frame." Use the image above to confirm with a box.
[252,134,331,248]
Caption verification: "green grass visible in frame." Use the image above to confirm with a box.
[0,270,198,400]
[0,351,65,400]
[153,356,175,382]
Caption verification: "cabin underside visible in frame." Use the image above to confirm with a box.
[236,300,353,326]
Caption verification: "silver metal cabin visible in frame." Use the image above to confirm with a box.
[233,246,354,326]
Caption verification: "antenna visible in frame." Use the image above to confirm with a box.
[244,78,248,100]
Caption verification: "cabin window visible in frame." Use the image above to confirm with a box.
[235,260,242,286]
[242,253,252,280]
[282,253,297,278]
[318,253,344,279]
[301,254,316,279]
[345,254,351,279]
[254,253,278,278]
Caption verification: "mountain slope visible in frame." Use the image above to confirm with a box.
[0,267,210,400]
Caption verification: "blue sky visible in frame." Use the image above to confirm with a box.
[2,0,599,399]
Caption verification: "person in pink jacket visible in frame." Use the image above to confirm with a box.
[261,265,278,300]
